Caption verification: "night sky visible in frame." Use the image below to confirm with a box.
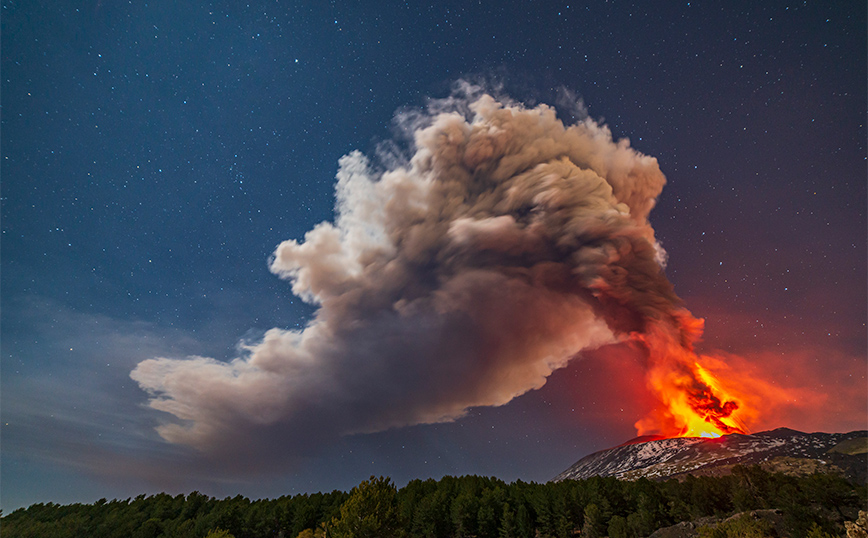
[2,0,865,512]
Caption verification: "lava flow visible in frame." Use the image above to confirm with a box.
[633,314,754,439]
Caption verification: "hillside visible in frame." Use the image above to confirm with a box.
[554,428,868,484]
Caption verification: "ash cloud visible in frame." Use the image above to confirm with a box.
[131,84,679,468]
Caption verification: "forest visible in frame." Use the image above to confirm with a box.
[2,466,865,538]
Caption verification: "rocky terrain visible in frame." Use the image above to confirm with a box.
[554,427,868,483]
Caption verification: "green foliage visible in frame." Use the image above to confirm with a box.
[697,513,774,538]
[204,529,236,538]
[1,467,863,538]
[581,503,609,538]
[294,523,327,538]
[329,476,404,538]
[607,514,630,538]
[805,522,838,538]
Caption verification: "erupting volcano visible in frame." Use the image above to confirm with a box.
[132,86,801,465]
[636,317,750,439]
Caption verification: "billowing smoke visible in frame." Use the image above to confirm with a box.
[132,85,707,466]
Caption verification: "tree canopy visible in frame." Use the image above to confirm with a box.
[2,466,864,538]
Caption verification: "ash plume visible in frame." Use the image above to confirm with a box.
[132,84,699,466]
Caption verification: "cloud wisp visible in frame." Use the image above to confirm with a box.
[132,86,684,469]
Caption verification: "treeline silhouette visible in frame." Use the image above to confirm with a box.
[2,466,865,537]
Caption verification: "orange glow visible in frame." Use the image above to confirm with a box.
[633,314,761,439]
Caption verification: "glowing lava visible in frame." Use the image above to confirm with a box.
[656,360,747,438]
[633,314,755,439]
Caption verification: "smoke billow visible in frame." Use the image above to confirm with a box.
[132,85,707,466]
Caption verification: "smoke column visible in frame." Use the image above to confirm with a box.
[131,85,743,467]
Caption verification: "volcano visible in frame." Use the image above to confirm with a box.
[553,428,868,483]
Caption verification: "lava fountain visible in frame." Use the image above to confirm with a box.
[632,313,755,439]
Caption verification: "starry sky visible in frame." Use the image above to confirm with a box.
[2,0,865,512]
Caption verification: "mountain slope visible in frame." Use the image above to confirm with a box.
[553,428,868,483]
